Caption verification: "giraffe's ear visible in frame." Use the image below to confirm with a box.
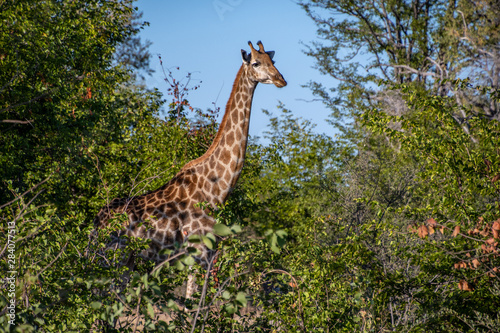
[241,49,251,64]
[266,51,275,60]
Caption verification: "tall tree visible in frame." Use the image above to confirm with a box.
[296,0,500,331]
[0,0,140,208]
[0,1,213,330]
[114,10,154,81]
[300,0,500,134]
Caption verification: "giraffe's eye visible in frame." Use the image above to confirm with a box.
[252,62,260,68]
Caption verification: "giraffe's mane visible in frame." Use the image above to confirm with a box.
[182,65,245,169]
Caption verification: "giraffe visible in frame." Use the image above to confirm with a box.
[93,41,286,298]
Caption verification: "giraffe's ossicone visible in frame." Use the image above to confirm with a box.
[93,41,286,298]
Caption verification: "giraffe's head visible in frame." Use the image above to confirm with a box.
[241,41,287,88]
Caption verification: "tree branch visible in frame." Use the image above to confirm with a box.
[1,119,34,125]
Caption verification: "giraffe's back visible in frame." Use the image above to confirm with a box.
[93,166,217,261]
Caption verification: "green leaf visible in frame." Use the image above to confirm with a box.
[230,224,242,233]
[90,301,102,310]
[213,223,232,236]
[188,234,202,243]
[275,230,288,238]
[202,234,216,249]
[235,292,247,307]
[152,266,162,278]
[222,290,231,300]
[224,303,236,315]
[141,274,149,290]
[174,260,185,271]
[182,255,195,266]
[167,299,179,311]
[147,302,155,318]
[159,248,173,256]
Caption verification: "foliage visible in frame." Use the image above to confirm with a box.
[299,0,500,137]
[360,81,500,331]
[2,0,500,332]
[0,1,215,331]
[113,10,154,81]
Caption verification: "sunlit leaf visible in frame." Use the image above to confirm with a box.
[235,292,247,307]
[213,223,232,236]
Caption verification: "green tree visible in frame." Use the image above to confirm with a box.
[300,0,500,136]
[295,0,500,331]
[113,10,154,81]
[0,1,218,331]
[361,81,500,331]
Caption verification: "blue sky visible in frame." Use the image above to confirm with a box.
[135,0,336,140]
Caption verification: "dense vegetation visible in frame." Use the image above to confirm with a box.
[1,0,499,332]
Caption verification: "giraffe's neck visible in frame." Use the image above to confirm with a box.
[183,65,257,205]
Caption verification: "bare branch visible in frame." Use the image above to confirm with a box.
[426,57,448,79]
[456,10,468,34]
[1,119,34,125]
[371,63,438,78]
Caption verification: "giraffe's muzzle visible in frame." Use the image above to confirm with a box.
[273,74,287,88]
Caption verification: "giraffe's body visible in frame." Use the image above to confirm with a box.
[94,41,286,297]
